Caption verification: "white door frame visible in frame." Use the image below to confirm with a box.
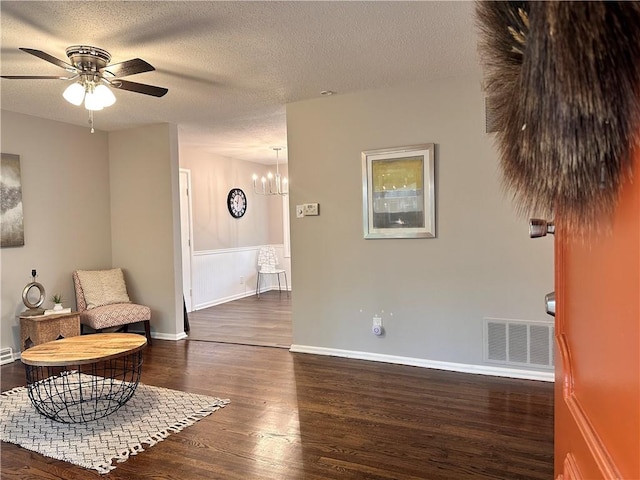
[282,194,291,258]
[179,168,194,312]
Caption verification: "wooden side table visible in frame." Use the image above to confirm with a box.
[19,311,80,351]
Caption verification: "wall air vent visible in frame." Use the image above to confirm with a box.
[0,347,14,365]
[484,318,554,369]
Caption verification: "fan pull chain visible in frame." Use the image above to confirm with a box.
[88,110,95,134]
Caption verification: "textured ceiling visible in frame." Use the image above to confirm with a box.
[0,1,480,164]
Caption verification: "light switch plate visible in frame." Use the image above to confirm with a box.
[296,205,304,218]
[303,203,319,216]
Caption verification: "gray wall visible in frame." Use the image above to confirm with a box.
[109,124,183,339]
[180,146,285,251]
[1,111,111,351]
[287,77,554,368]
[1,112,183,353]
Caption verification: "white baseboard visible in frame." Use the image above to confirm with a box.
[289,344,554,382]
[127,330,188,341]
[152,331,188,341]
[193,286,291,311]
[194,290,257,310]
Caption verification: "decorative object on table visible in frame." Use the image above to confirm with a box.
[50,293,64,311]
[252,147,289,196]
[227,187,247,218]
[73,269,152,344]
[475,1,640,233]
[21,269,45,316]
[362,144,436,239]
[1,381,229,474]
[256,246,289,298]
[1,153,24,248]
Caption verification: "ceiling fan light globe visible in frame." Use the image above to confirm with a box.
[84,91,104,111]
[94,84,116,107]
[62,82,85,106]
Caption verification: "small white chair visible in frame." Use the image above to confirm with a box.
[256,246,289,298]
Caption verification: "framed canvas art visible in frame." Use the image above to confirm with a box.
[1,153,25,247]
[362,144,435,239]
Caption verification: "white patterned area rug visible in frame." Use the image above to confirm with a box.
[1,381,229,474]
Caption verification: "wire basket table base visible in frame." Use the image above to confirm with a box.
[20,334,147,424]
[24,350,143,423]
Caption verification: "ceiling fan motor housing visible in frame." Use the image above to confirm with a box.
[65,45,111,72]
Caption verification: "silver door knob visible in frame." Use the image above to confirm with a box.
[529,218,555,238]
[545,291,556,317]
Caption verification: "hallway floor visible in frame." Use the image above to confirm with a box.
[187,290,292,348]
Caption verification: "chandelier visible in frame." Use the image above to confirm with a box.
[253,147,289,196]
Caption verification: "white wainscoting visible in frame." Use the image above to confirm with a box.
[192,244,291,310]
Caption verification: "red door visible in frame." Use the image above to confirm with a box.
[554,152,640,479]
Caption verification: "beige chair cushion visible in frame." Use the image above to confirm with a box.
[80,303,151,330]
[75,269,130,309]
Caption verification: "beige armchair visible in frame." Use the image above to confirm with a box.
[73,269,152,345]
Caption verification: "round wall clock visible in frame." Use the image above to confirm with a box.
[227,188,247,218]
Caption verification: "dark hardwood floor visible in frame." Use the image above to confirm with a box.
[1,337,553,479]
[187,290,292,348]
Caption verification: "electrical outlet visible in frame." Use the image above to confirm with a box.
[240,276,244,284]
[303,203,319,216]
[296,205,304,218]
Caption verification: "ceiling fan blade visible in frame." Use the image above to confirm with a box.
[19,48,76,72]
[111,79,168,97]
[100,58,155,78]
[1,75,70,79]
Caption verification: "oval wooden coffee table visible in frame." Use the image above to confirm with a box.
[21,333,147,423]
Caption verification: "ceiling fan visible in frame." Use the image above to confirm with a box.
[2,45,168,132]
[2,45,168,98]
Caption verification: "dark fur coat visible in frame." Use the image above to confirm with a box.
[476,1,640,231]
